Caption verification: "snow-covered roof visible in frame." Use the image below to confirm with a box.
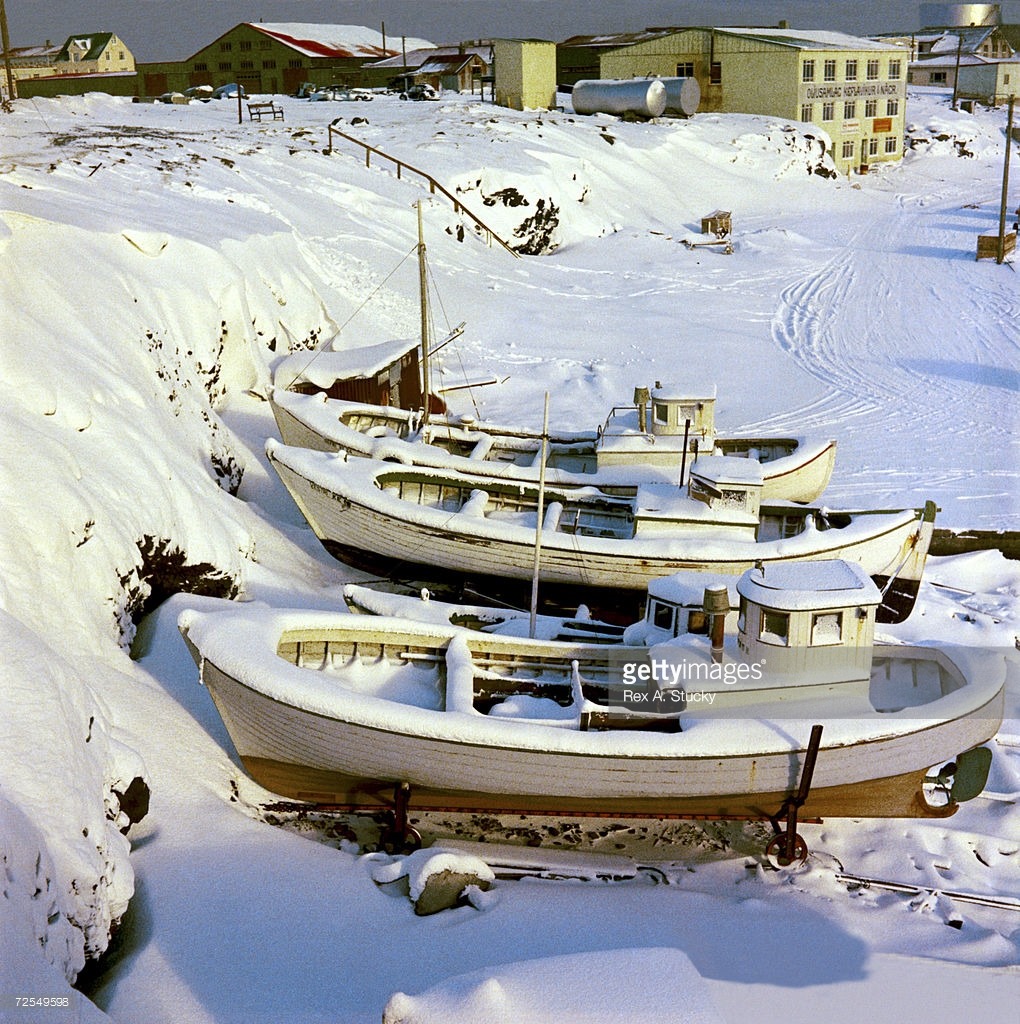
[719,28,907,52]
[250,23,435,60]
[646,571,741,607]
[559,30,674,49]
[651,382,717,401]
[690,455,765,486]
[273,337,417,389]
[366,46,488,70]
[737,559,881,612]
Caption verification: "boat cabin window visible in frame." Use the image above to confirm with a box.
[651,601,675,633]
[811,611,843,645]
[652,402,669,425]
[687,609,708,636]
[737,597,747,633]
[760,609,790,646]
[718,488,747,511]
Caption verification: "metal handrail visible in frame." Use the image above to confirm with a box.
[326,122,520,258]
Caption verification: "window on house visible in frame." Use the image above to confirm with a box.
[760,610,790,645]
[259,39,272,49]
[842,139,855,159]
[239,41,252,51]
[845,59,858,80]
[676,61,694,77]
[823,101,834,121]
[1006,74,1012,84]
[119,51,125,60]
[710,62,722,83]
[824,59,836,81]
[869,138,879,156]
[811,612,843,645]
[867,59,880,80]
[844,100,856,119]
[865,99,877,117]
[263,59,276,69]
[885,136,898,153]
[930,71,947,85]
[802,59,815,82]
[239,60,254,70]
[220,42,232,52]
[890,59,901,79]
[801,103,813,121]
[288,59,303,69]
[218,62,232,71]
[887,98,899,116]
[194,62,208,72]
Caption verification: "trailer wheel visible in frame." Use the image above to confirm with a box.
[766,831,808,869]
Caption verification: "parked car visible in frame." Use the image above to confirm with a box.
[184,85,213,102]
[212,83,246,100]
[400,83,439,101]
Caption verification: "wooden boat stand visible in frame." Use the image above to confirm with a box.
[374,724,827,865]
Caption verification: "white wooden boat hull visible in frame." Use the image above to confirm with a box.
[179,608,1003,820]
[265,441,933,621]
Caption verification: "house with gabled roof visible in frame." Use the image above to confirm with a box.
[137,23,435,98]
[362,45,491,92]
[5,32,134,95]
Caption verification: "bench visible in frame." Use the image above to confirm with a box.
[247,101,284,122]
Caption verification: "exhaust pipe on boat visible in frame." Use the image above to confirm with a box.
[703,584,730,664]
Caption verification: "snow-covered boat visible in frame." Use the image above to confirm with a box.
[340,570,739,645]
[178,560,1003,835]
[266,440,936,623]
[269,205,834,504]
[269,382,837,503]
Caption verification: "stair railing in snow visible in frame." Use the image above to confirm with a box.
[326,121,520,259]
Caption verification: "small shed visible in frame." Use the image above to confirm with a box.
[493,38,556,110]
[273,337,422,407]
[701,210,731,237]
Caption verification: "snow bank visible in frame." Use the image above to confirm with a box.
[0,611,142,983]
[382,947,725,1023]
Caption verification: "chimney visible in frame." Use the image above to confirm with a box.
[778,19,790,29]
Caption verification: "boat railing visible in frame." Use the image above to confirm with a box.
[326,122,520,258]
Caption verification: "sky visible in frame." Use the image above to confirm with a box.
[8,1,1020,62]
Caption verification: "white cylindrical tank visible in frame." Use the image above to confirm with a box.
[919,3,1000,26]
[571,79,667,118]
[657,77,700,117]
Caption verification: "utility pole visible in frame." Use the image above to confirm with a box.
[997,94,1015,265]
[951,34,963,111]
[0,0,16,103]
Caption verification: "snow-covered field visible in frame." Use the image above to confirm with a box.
[1,85,1018,1022]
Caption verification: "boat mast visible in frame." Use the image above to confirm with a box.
[417,200,430,413]
[529,392,550,638]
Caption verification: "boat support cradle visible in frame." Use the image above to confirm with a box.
[766,723,823,868]
[376,724,826,866]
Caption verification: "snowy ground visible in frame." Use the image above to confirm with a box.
[1,86,1019,1022]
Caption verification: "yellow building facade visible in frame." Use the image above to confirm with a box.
[600,28,909,175]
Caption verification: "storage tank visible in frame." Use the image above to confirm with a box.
[657,77,700,117]
[919,3,1000,26]
[571,79,667,119]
